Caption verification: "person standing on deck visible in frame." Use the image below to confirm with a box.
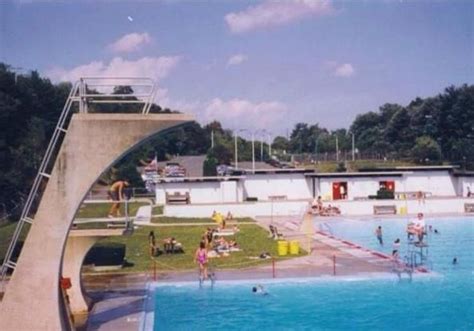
[375,226,383,245]
[107,180,129,218]
[195,241,208,280]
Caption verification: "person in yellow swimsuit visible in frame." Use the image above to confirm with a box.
[107,180,129,218]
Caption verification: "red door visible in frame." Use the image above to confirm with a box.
[332,182,341,200]
[380,181,395,192]
[386,181,395,192]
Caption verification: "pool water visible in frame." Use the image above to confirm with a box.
[147,218,474,331]
[320,217,474,274]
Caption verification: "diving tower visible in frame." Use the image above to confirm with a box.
[0,78,192,330]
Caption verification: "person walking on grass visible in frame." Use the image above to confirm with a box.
[107,180,129,218]
[375,226,383,245]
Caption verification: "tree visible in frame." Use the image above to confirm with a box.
[208,145,233,165]
[115,163,143,187]
[203,157,217,176]
[272,136,289,153]
[411,136,442,164]
[384,108,413,155]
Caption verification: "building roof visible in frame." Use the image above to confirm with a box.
[154,176,244,183]
[305,171,405,178]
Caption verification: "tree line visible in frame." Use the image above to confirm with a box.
[1,62,473,220]
[271,85,474,166]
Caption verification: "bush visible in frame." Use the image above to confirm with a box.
[336,162,347,172]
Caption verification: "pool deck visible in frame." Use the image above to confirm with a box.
[81,214,408,330]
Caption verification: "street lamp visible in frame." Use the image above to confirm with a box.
[262,130,272,158]
[351,132,355,162]
[251,132,256,173]
[257,130,269,162]
[234,129,247,170]
[314,135,319,162]
[251,129,265,173]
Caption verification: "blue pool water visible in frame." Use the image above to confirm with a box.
[147,218,473,331]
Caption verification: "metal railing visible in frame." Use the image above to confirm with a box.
[0,77,157,289]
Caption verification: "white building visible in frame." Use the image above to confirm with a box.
[152,166,474,217]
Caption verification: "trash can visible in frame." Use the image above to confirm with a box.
[289,240,299,255]
[277,240,288,256]
[399,206,407,215]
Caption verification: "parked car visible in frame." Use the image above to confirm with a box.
[217,164,233,176]
[164,162,186,177]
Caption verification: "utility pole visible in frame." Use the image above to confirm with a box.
[252,132,255,174]
[315,136,318,162]
[234,132,238,169]
[260,139,264,161]
[268,133,272,157]
[211,130,214,149]
[351,132,355,161]
[336,135,339,162]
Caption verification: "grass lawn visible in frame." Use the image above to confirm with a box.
[151,216,256,224]
[96,222,305,273]
[0,205,305,274]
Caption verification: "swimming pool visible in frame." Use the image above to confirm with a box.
[144,217,474,331]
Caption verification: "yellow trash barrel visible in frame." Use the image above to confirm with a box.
[399,206,407,215]
[289,240,299,255]
[277,240,288,256]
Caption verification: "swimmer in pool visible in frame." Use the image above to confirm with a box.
[252,284,268,295]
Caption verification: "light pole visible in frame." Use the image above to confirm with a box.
[251,132,256,173]
[351,132,355,161]
[234,132,238,170]
[264,130,272,158]
[234,129,247,170]
[336,135,339,162]
[268,135,272,157]
[314,135,319,162]
[257,130,270,162]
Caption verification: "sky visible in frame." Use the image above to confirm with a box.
[1,0,473,137]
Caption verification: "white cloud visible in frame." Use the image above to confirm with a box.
[225,0,334,34]
[158,97,289,130]
[227,54,248,66]
[203,98,288,130]
[334,63,355,77]
[46,56,181,84]
[108,32,152,53]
